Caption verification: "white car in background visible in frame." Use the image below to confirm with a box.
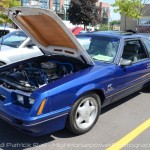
[0,30,43,65]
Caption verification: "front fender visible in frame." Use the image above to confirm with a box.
[75,83,104,98]
[76,84,96,97]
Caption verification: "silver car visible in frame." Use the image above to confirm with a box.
[0,30,43,65]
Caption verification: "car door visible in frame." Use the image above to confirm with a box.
[21,40,43,60]
[111,38,150,102]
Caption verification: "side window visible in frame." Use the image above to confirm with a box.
[122,40,148,63]
[143,38,150,53]
[0,30,9,38]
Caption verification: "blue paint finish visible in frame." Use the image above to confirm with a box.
[0,33,150,136]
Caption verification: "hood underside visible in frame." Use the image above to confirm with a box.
[8,7,94,65]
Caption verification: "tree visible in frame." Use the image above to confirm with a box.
[113,0,143,19]
[112,0,150,30]
[100,24,109,31]
[67,0,100,28]
[0,0,21,24]
[110,20,120,25]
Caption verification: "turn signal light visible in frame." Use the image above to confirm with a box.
[37,99,46,115]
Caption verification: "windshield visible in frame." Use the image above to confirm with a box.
[77,35,120,63]
[0,31,28,48]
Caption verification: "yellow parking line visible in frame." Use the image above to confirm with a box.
[107,118,150,150]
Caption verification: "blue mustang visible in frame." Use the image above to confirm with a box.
[0,7,150,136]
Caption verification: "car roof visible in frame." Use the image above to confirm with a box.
[137,33,150,37]
[0,27,16,32]
[78,31,146,39]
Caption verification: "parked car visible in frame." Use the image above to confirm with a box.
[0,27,16,38]
[0,30,43,65]
[0,7,150,136]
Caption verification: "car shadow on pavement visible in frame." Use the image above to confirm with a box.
[0,91,144,150]
[0,119,55,150]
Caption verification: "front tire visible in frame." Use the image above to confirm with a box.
[67,92,101,135]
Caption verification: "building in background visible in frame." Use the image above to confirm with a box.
[121,4,150,33]
[96,1,110,24]
[21,0,71,20]
[21,0,111,22]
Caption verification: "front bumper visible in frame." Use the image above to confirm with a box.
[0,86,70,136]
[0,107,68,136]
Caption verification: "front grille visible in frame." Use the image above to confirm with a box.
[0,94,6,101]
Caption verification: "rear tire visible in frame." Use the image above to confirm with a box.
[67,92,101,135]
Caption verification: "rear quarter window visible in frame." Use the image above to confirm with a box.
[143,38,150,53]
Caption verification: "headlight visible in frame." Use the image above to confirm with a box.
[17,94,24,105]
[16,94,35,108]
[29,97,35,105]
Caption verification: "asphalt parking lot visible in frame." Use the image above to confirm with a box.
[0,88,150,150]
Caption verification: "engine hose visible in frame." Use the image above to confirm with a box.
[49,60,74,73]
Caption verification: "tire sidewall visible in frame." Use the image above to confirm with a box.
[68,92,101,135]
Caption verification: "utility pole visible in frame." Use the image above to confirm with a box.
[64,6,66,20]
[20,0,23,6]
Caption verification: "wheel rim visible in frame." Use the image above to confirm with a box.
[75,97,98,129]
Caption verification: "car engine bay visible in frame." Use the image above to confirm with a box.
[0,56,87,92]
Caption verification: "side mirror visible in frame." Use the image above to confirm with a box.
[119,58,132,66]
[27,43,35,48]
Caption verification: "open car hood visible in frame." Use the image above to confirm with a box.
[8,7,94,65]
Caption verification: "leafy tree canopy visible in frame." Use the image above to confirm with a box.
[0,0,20,24]
[99,24,109,31]
[110,20,121,25]
[112,0,144,19]
[67,0,100,27]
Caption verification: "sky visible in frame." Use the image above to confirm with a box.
[101,0,121,21]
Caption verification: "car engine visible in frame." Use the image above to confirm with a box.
[0,60,76,92]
